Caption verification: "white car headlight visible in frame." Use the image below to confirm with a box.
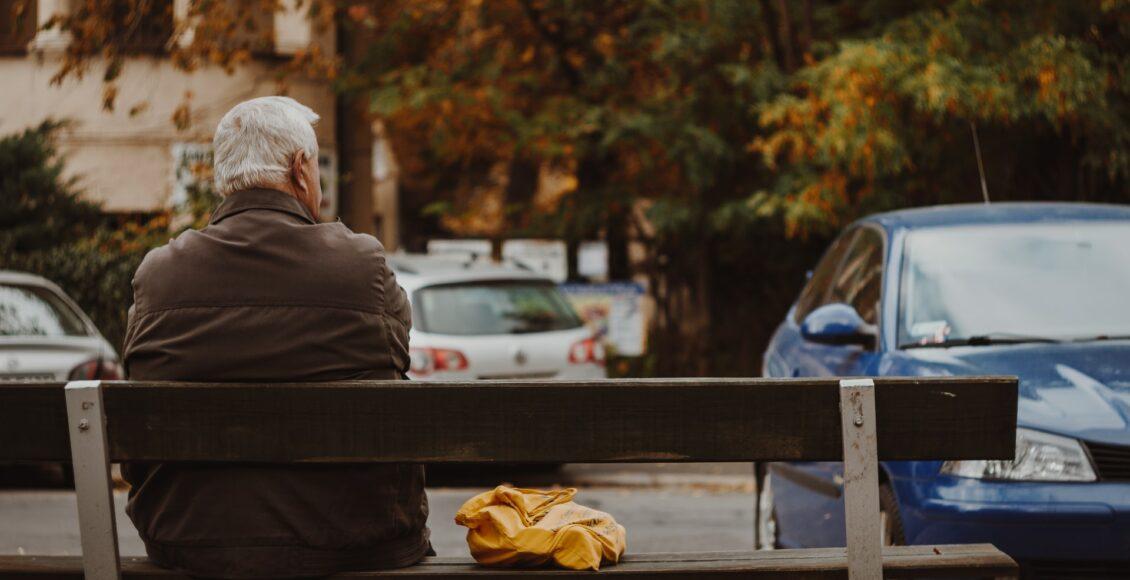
[940,428,1097,482]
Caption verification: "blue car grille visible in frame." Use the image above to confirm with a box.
[1084,441,1130,482]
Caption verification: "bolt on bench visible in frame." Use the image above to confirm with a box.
[0,377,1019,579]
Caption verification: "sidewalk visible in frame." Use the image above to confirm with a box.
[0,464,756,558]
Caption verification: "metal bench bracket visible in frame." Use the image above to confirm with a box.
[65,380,122,580]
[840,378,881,580]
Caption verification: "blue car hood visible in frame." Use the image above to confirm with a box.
[894,342,1130,446]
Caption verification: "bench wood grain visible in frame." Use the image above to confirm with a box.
[0,377,1018,463]
[0,545,1018,578]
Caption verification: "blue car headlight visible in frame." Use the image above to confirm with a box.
[940,428,1097,482]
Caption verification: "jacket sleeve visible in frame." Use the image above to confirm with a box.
[121,250,154,380]
[122,304,138,378]
[381,258,413,377]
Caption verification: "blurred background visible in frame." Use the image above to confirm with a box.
[1,0,1127,377]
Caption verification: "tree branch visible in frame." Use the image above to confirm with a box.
[773,0,796,73]
[757,0,783,71]
[800,0,813,57]
[517,0,583,89]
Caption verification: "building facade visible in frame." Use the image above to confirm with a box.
[1,0,401,247]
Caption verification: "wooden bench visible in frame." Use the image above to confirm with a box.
[0,377,1020,579]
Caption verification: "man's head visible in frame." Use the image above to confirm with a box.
[213,96,323,219]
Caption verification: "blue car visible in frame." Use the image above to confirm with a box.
[761,202,1130,576]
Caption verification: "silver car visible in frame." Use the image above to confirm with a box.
[390,255,606,381]
[0,271,122,383]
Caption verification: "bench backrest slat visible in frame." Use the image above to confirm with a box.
[0,377,1017,463]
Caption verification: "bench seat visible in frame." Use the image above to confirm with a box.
[0,545,1017,578]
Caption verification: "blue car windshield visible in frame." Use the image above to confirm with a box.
[899,221,1130,347]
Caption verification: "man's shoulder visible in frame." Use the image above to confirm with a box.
[132,221,392,312]
[313,222,391,269]
[133,229,200,280]
[137,221,385,272]
[319,221,385,252]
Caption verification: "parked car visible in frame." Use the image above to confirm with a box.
[390,255,605,380]
[0,271,122,383]
[760,203,1130,576]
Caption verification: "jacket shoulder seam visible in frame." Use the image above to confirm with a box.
[133,302,381,316]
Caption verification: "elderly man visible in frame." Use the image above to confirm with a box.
[122,97,430,578]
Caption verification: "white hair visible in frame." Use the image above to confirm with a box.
[212,96,320,196]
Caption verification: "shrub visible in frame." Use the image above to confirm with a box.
[0,121,104,252]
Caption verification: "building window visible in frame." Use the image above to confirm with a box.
[187,0,275,56]
[113,0,174,53]
[0,0,37,53]
[229,0,275,55]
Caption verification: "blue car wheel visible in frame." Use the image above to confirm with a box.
[880,483,906,546]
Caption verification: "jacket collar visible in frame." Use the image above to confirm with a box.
[209,188,317,225]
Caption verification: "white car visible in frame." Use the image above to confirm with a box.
[0,271,123,383]
[391,255,606,380]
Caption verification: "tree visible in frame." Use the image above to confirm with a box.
[353,0,1128,373]
[36,0,335,113]
[0,121,102,252]
[753,0,1129,234]
[350,1,790,371]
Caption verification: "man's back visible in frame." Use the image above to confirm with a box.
[123,189,429,578]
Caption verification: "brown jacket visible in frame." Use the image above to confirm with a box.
[122,189,429,578]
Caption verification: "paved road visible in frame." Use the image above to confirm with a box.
[0,463,756,558]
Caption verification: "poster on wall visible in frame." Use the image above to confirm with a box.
[170,142,214,207]
[559,282,647,356]
[577,241,608,281]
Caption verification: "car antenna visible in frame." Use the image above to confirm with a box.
[969,120,991,204]
[390,259,417,275]
[506,258,534,272]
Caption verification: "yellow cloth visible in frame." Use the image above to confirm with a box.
[454,485,627,571]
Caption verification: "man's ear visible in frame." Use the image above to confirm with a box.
[291,150,310,195]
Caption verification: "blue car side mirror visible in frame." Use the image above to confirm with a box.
[800,303,877,349]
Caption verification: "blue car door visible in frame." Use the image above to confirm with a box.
[766,226,887,548]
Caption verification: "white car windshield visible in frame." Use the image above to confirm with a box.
[899,222,1130,347]
[0,284,88,337]
[415,281,582,335]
